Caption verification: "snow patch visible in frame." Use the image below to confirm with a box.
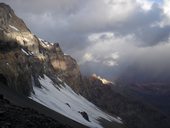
[57,77,62,82]
[9,13,12,18]
[21,48,30,56]
[9,25,19,31]
[38,38,54,47]
[30,75,122,128]
[64,53,69,56]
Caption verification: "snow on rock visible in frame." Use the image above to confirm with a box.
[29,75,122,128]
[9,13,12,18]
[9,25,19,31]
[38,38,55,49]
[21,48,29,56]
[92,74,113,85]
[21,48,33,56]
[64,53,69,56]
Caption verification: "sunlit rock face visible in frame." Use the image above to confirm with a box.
[0,3,39,54]
[38,38,82,92]
[92,73,113,85]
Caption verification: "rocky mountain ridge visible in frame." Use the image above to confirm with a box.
[0,3,82,96]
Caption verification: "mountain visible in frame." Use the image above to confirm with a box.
[122,83,170,116]
[0,3,170,128]
[0,3,123,128]
[117,63,170,84]
[115,60,170,117]
[79,75,170,128]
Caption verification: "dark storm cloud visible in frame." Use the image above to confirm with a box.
[101,3,170,46]
[125,5,170,46]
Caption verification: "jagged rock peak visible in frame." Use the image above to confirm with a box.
[0,3,14,14]
[0,3,30,32]
[0,2,40,54]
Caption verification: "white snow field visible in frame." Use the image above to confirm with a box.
[29,75,122,128]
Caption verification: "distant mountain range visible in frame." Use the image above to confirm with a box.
[121,83,170,116]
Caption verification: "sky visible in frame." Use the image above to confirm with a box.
[1,0,170,81]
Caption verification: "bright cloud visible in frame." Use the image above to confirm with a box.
[83,53,94,62]
[136,0,154,11]
[77,32,136,67]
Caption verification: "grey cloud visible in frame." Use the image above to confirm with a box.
[1,0,83,14]
[105,4,170,46]
[117,42,170,83]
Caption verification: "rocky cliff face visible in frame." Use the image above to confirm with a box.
[0,3,81,95]
[0,3,39,53]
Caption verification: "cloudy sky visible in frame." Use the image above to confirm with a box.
[1,0,170,80]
